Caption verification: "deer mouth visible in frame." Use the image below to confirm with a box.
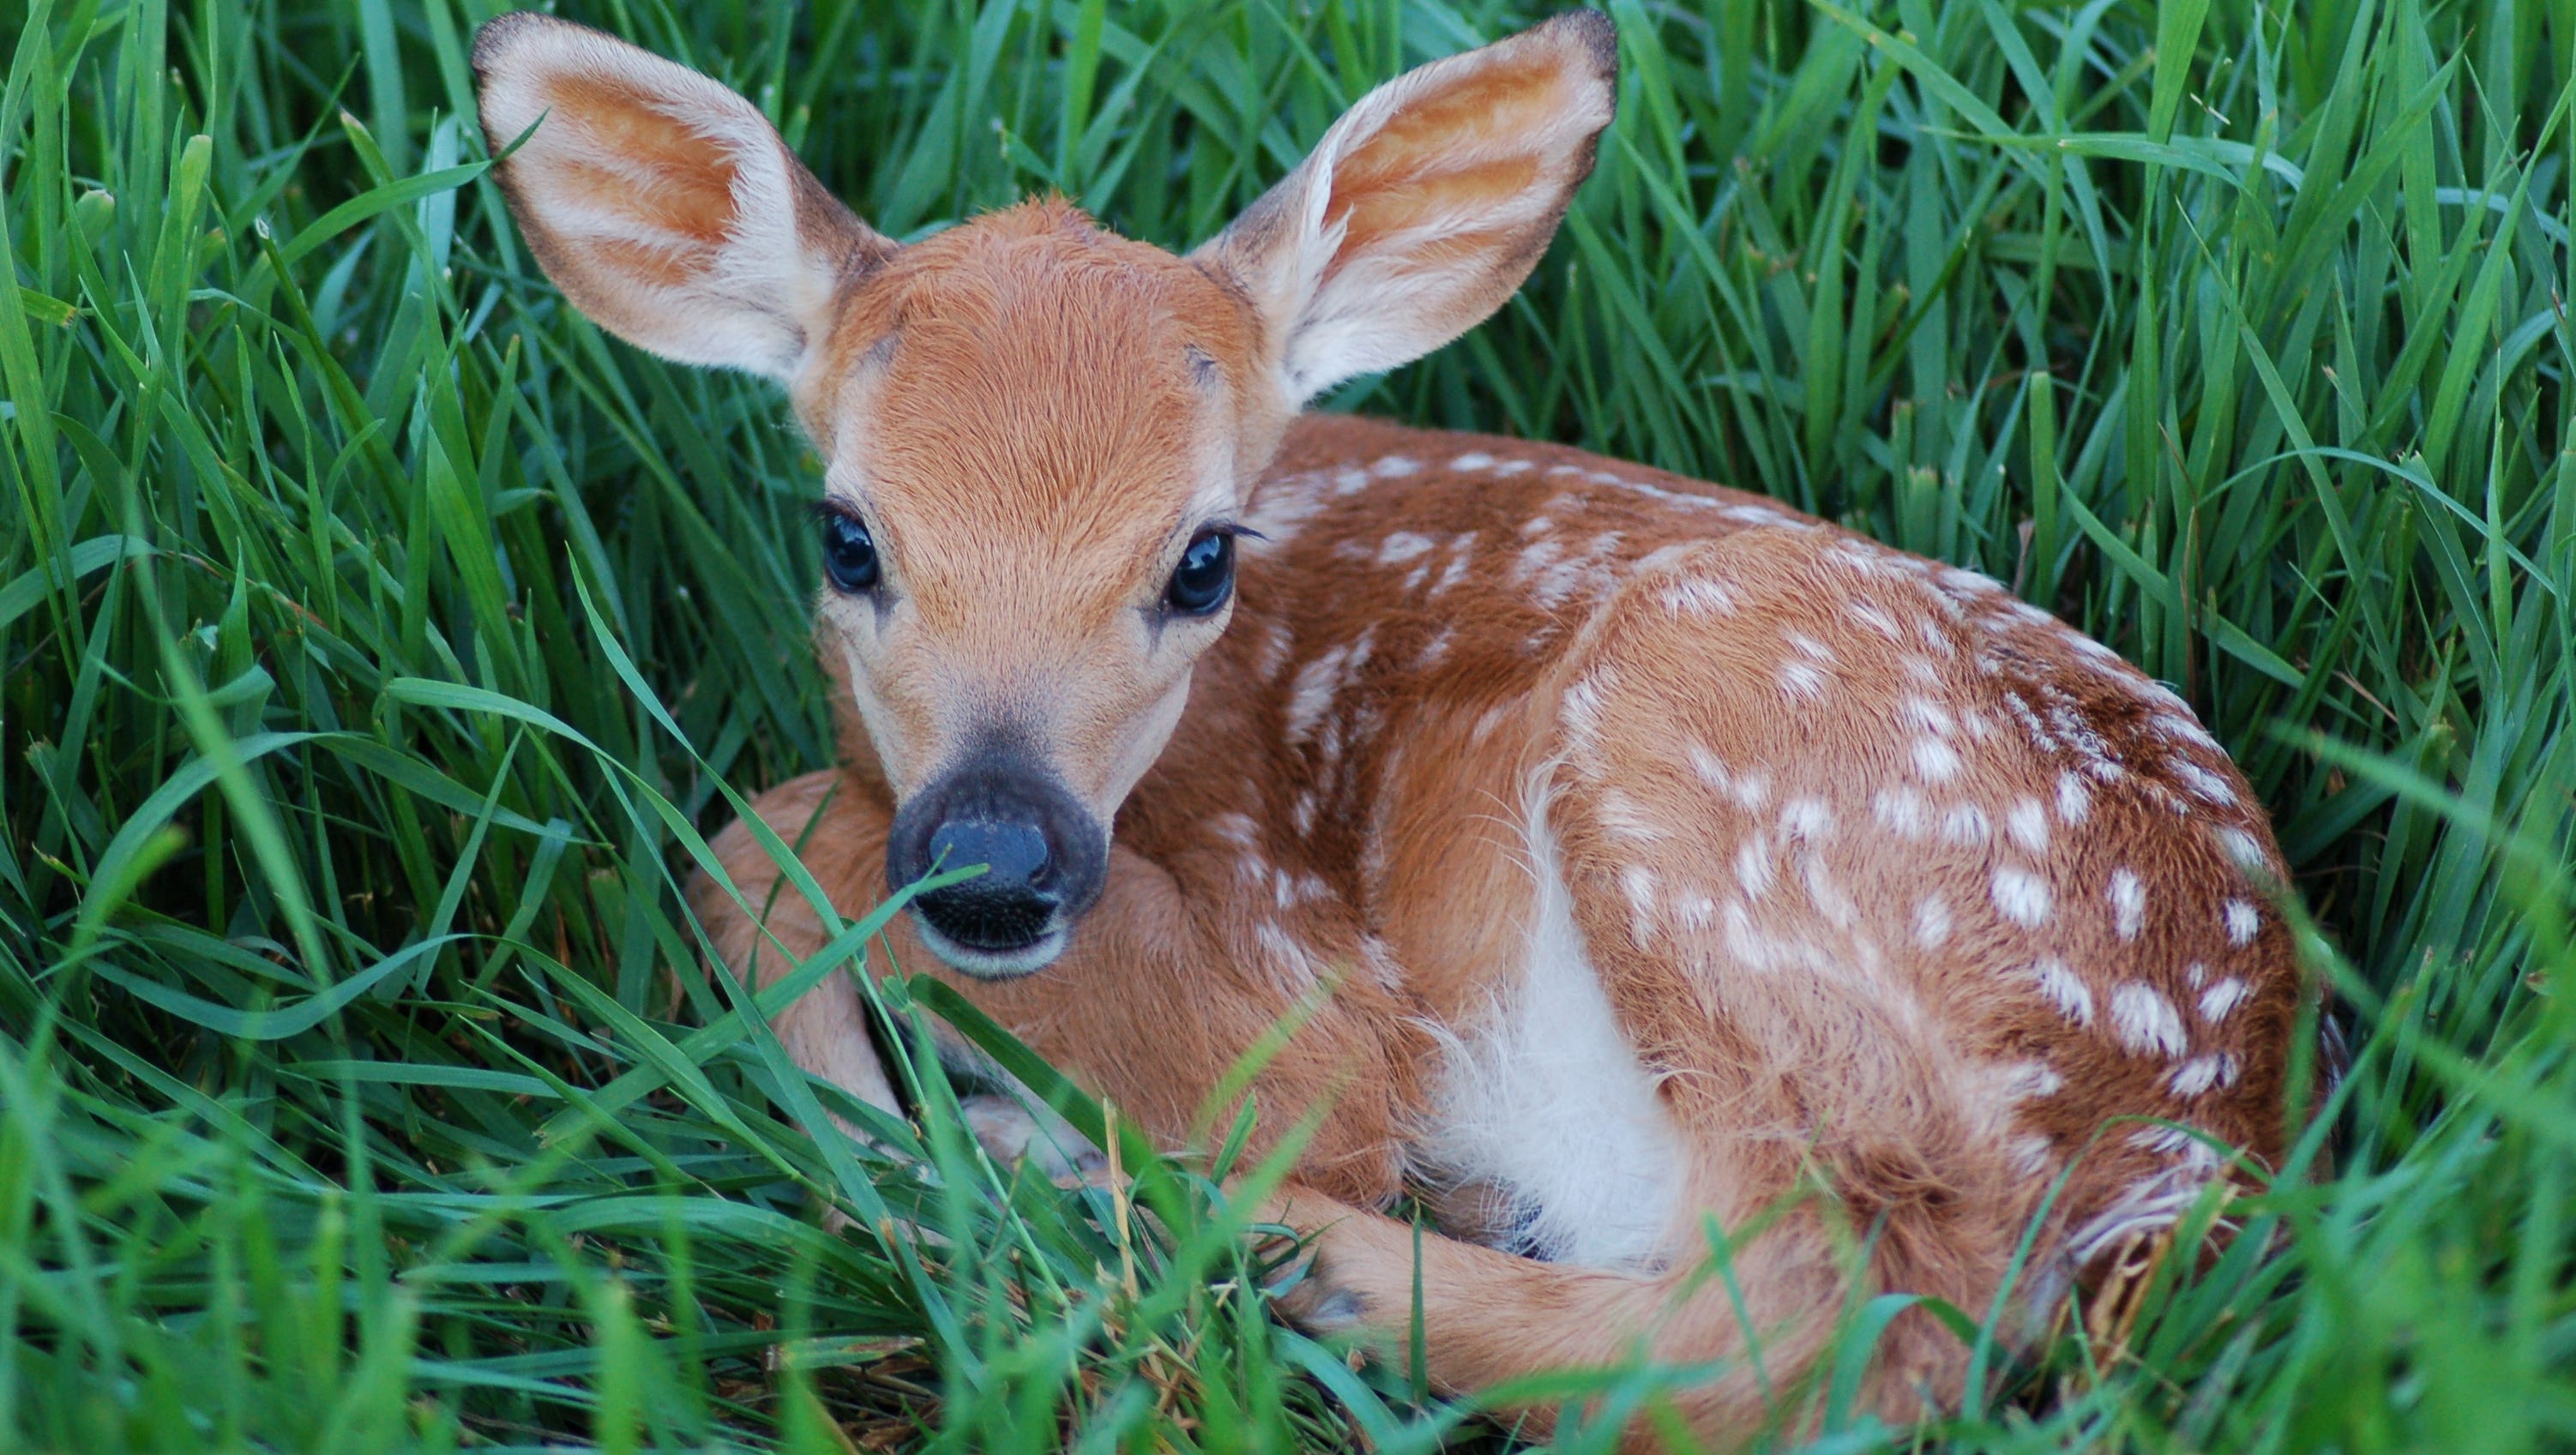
[909,917,1074,979]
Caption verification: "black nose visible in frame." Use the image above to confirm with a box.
[885,749,1108,966]
[918,819,1056,948]
[931,819,1052,890]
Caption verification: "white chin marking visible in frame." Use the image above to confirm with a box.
[912,915,1068,979]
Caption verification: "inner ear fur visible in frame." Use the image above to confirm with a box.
[472,12,893,382]
[1194,9,1618,406]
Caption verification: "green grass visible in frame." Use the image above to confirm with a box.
[3,0,2573,1448]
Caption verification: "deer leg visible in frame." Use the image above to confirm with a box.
[693,768,1104,1181]
[691,768,907,1122]
[1262,1185,1961,1446]
[694,771,1406,1196]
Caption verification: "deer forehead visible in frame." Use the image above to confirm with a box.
[801,204,1270,627]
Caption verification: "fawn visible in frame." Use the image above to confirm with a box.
[476,8,2313,1440]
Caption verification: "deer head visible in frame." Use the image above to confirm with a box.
[474,10,1617,975]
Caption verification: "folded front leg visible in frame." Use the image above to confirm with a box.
[1260,1183,1963,1447]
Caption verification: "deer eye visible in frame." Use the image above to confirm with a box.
[818,508,880,594]
[1163,529,1235,616]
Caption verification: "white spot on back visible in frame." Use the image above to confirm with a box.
[1799,851,1857,927]
[1376,532,1435,565]
[1875,786,1931,839]
[1779,660,1828,701]
[1621,864,1661,937]
[1913,737,1964,782]
[1558,669,1611,750]
[1779,797,1835,839]
[1415,626,1455,669]
[1673,892,1717,932]
[1734,833,1775,899]
[2110,983,2188,1058]
[2152,712,2215,749]
[1451,452,1494,471]
[1243,472,1329,541]
[1252,919,1321,992]
[2224,899,2259,946]
[2005,694,2058,753]
[2107,869,2146,941]
[2216,826,2268,872]
[1432,535,1478,596]
[2031,959,2093,1025]
[2130,1123,2217,1163]
[1659,576,1738,616]
[1687,744,1729,790]
[1689,747,1770,811]
[2166,1054,2239,1097]
[1992,866,2052,927]
[1595,789,1663,844]
[2198,977,2249,1023]
[1846,600,1903,640]
[1940,565,2001,597]
[2056,772,2092,824]
[2001,1061,2065,1101]
[2006,798,2050,854]
[1285,642,1357,746]
[1941,803,1991,846]
[1913,894,1953,948]
[2171,760,2238,806]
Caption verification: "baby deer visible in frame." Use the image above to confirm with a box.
[477,9,2312,1441]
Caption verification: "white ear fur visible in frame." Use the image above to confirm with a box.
[1194,10,1617,406]
[473,13,891,382]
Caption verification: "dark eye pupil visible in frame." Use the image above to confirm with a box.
[1165,531,1234,614]
[821,512,879,593]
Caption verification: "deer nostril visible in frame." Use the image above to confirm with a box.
[929,819,1052,894]
[913,818,1060,953]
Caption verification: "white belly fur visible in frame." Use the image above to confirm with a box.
[1420,809,1682,1268]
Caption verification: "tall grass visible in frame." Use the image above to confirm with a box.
[3,0,2572,1449]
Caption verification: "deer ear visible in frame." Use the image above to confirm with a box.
[1193,10,1616,406]
[472,13,893,383]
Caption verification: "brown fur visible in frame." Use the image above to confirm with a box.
[478,11,2312,1446]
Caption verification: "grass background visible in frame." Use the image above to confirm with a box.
[3,0,2573,1448]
